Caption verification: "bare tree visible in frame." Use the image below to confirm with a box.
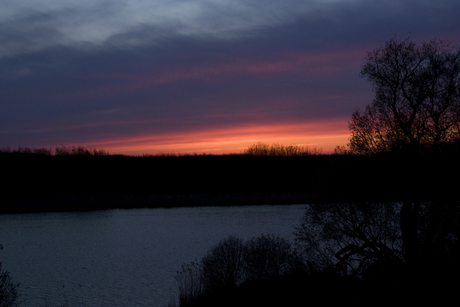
[343,37,460,281]
[295,202,460,280]
[200,236,245,292]
[349,37,460,155]
[243,234,301,280]
[294,203,403,277]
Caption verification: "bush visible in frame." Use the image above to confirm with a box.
[54,146,108,156]
[243,234,302,280]
[200,236,245,292]
[175,234,301,306]
[0,246,20,307]
[243,142,322,156]
[175,261,203,306]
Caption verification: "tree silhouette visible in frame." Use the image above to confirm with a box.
[200,236,245,292]
[295,202,460,282]
[349,36,460,155]
[342,38,460,281]
[294,203,403,277]
[243,234,301,281]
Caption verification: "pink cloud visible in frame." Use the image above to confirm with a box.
[46,48,366,100]
[116,48,364,85]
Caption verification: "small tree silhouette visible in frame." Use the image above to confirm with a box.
[200,236,245,292]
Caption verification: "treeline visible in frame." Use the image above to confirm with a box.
[1,143,459,212]
[242,142,322,156]
[1,150,458,210]
[1,142,321,157]
[0,145,109,156]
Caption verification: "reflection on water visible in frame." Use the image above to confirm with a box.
[0,204,307,307]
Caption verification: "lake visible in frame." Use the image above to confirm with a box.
[0,204,307,307]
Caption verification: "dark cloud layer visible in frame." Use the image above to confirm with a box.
[1,0,460,153]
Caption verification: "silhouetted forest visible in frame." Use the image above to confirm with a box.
[1,146,459,213]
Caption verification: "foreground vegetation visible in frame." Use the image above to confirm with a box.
[0,245,20,307]
[172,202,460,306]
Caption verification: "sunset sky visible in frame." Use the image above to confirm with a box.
[2,0,460,155]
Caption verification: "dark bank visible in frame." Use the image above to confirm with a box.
[2,149,459,213]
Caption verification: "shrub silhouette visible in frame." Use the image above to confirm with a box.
[243,234,301,281]
[243,142,322,156]
[0,246,20,307]
[175,234,301,306]
[54,145,108,156]
[200,236,245,292]
[175,261,203,306]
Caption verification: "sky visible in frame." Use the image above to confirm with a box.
[1,0,460,155]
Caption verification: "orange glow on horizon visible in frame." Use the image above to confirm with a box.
[79,119,351,155]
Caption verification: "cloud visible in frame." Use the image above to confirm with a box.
[0,0,317,58]
[1,0,460,154]
[2,0,459,60]
[9,0,460,58]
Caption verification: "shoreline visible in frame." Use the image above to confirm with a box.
[0,192,314,214]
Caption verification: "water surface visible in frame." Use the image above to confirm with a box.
[0,204,307,306]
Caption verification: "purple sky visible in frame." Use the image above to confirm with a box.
[1,0,460,154]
